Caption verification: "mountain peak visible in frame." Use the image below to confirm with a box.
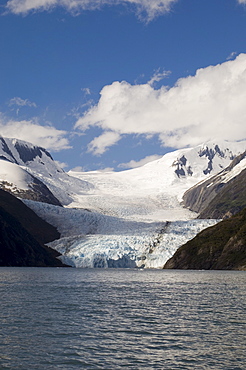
[169,140,246,180]
[0,137,54,166]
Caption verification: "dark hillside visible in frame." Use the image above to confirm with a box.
[164,207,246,270]
[0,189,66,267]
[182,151,246,219]
[0,189,60,245]
[199,168,246,218]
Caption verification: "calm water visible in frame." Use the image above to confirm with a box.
[0,268,245,369]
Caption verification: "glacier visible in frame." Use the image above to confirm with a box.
[24,200,218,268]
[2,137,245,268]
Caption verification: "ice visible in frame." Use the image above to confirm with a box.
[24,199,218,268]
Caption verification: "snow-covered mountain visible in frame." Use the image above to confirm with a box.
[25,139,246,268]
[0,137,92,205]
[1,137,245,212]
[183,150,246,218]
[1,137,246,268]
[67,140,246,220]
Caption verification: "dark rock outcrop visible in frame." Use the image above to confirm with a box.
[164,207,246,271]
[14,141,53,163]
[0,189,67,267]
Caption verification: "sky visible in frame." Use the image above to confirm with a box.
[1,0,246,171]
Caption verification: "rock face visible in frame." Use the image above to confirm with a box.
[182,151,246,219]
[163,207,246,271]
[0,137,54,165]
[0,189,66,267]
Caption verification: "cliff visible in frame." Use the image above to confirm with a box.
[0,189,67,267]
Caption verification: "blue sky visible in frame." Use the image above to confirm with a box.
[1,0,246,171]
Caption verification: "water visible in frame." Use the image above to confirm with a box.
[0,268,245,369]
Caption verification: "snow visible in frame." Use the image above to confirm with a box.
[221,156,246,183]
[0,137,93,205]
[66,140,246,221]
[0,161,32,191]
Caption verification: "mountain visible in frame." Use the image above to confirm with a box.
[0,189,66,267]
[182,150,246,219]
[67,140,246,217]
[1,137,245,268]
[0,137,92,206]
[1,137,245,212]
[163,207,246,271]
[25,139,246,268]
[163,149,246,270]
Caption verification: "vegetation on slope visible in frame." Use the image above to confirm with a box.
[164,207,246,270]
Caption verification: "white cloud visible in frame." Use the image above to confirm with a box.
[0,118,71,151]
[4,0,246,18]
[87,131,121,155]
[5,0,177,20]
[118,154,162,169]
[8,97,37,108]
[96,167,114,172]
[55,160,68,169]
[70,165,84,172]
[148,69,171,87]
[76,54,246,154]
[81,87,91,96]
[5,0,246,17]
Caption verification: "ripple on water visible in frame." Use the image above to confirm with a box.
[0,268,245,369]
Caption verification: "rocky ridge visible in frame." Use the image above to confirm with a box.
[182,150,246,219]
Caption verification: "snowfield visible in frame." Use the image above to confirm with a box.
[0,161,31,191]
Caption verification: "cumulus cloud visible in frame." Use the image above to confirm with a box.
[118,154,162,169]
[0,118,70,151]
[75,53,246,154]
[87,131,121,155]
[5,0,177,20]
